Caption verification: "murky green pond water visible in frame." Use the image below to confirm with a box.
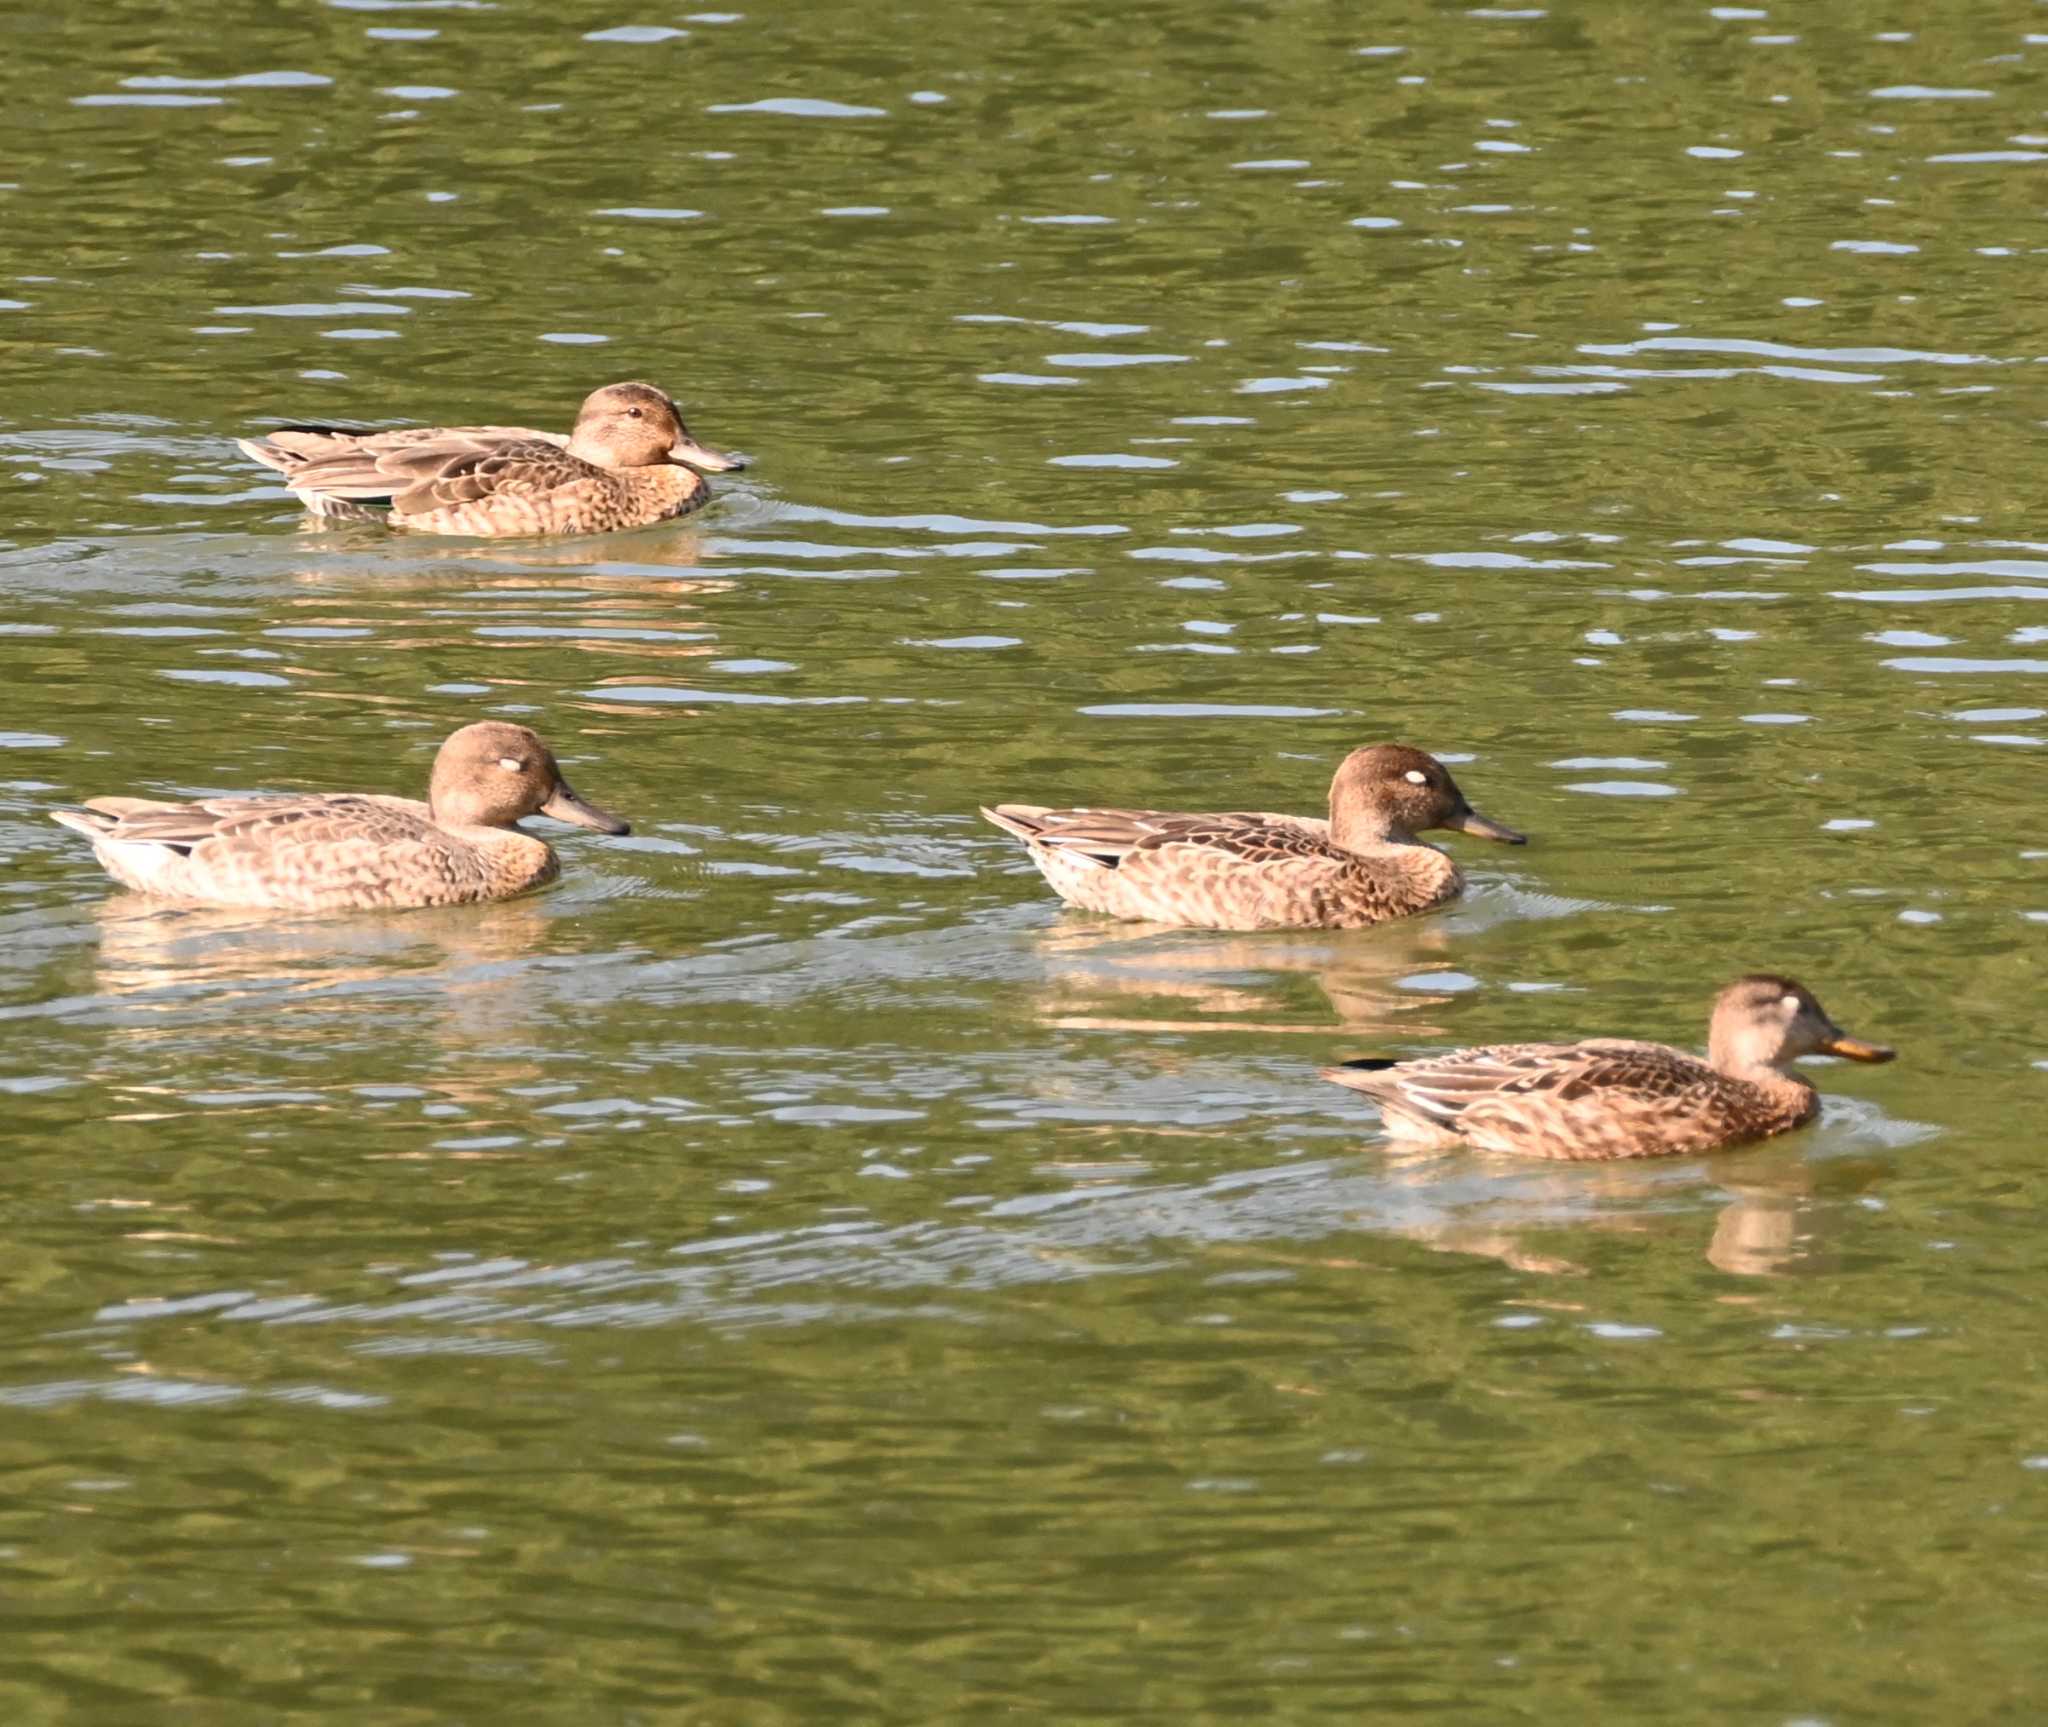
[3,0,2045,1718]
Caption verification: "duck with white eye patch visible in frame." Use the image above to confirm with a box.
[237,381,745,537]
[50,722,631,911]
[980,743,1525,930]
[1322,974,1896,1160]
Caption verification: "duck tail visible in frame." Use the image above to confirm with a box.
[1319,1059,1404,1097]
[237,436,294,474]
[980,804,1051,841]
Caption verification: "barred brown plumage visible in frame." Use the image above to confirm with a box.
[50,723,631,911]
[1322,975,1896,1159]
[238,381,743,537]
[980,744,1524,931]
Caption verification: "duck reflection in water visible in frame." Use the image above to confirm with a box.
[84,895,563,1079]
[278,531,730,585]
[1349,1133,1904,1279]
[1010,916,1473,1042]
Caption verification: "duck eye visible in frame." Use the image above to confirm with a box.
[1404,769,1429,786]
[497,757,525,772]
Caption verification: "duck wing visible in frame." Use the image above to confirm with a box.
[1127,813,1340,866]
[238,422,565,479]
[270,435,597,515]
[980,805,1327,869]
[75,793,431,855]
[1329,1036,1701,1109]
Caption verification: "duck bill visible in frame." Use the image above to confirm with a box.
[1821,1032,1895,1064]
[541,783,631,836]
[1446,805,1526,846]
[668,433,745,473]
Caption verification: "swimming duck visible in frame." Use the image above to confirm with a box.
[238,381,743,536]
[980,744,1525,930]
[51,722,630,910]
[1322,974,1895,1159]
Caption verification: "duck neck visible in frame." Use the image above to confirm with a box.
[429,785,514,831]
[1328,801,1413,853]
[565,430,622,468]
[1707,1035,1815,1105]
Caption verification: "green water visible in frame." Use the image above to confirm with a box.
[3,0,2045,1718]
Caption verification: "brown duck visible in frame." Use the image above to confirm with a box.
[238,381,743,536]
[980,744,1525,931]
[51,722,630,910]
[1323,974,1896,1159]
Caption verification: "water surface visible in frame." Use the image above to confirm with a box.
[3,1,2045,1719]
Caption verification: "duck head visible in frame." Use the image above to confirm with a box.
[1706,973,1895,1073]
[1327,744,1526,850]
[566,381,745,474]
[428,721,631,835]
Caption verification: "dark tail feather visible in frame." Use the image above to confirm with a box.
[1319,1058,1405,1095]
[979,804,1042,841]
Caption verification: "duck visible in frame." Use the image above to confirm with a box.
[50,722,630,911]
[237,381,743,537]
[980,743,1525,930]
[1322,973,1895,1159]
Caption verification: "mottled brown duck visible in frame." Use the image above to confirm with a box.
[980,744,1525,931]
[238,381,742,536]
[51,722,630,911]
[1322,974,1896,1159]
